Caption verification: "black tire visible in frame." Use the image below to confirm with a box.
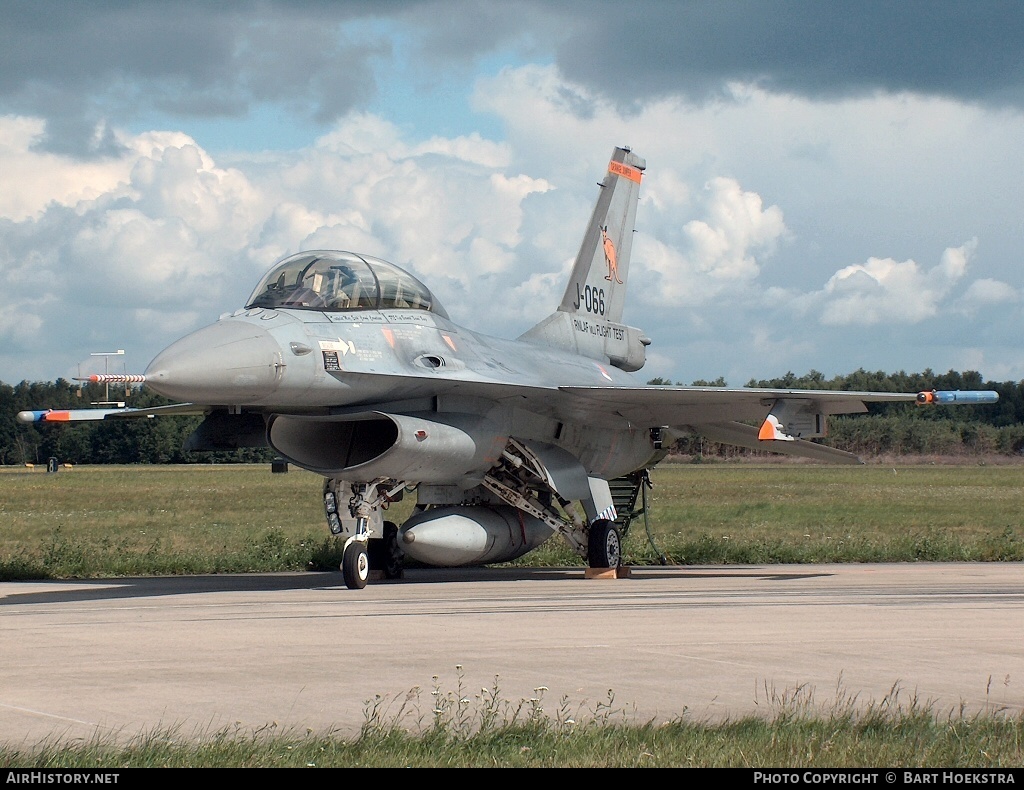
[342,542,370,589]
[368,521,404,580]
[587,519,622,568]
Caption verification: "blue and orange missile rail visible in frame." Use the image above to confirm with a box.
[16,408,135,423]
[916,390,1000,405]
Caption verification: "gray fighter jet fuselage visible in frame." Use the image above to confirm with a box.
[20,147,998,589]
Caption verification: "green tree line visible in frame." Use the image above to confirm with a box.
[2,368,1022,466]
[1,379,272,466]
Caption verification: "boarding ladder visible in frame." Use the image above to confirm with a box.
[607,469,668,564]
[608,470,648,535]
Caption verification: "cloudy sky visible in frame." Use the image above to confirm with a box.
[2,1,1022,388]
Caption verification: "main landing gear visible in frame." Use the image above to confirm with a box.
[368,520,404,580]
[587,519,622,568]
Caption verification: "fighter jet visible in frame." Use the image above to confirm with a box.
[19,146,998,589]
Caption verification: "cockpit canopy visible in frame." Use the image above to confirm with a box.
[246,250,448,318]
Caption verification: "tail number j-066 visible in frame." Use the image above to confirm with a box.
[572,283,605,316]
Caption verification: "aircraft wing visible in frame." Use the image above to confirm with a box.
[18,377,996,468]
[556,385,998,465]
[557,385,918,423]
[555,384,919,465]
[14,383,919,425]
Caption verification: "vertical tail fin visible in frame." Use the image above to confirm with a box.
[520,146,650,372]
[559,146,646,324]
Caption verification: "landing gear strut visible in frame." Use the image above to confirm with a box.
[324,478,406,589]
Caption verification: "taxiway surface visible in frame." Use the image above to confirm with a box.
[2,562,1023,747]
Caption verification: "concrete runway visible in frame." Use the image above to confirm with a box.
[2,562,1023,748]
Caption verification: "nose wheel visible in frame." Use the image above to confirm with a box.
[341,541,370,589]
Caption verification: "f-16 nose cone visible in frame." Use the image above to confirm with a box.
[145,320,284,403]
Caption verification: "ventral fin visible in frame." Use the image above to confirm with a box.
[758,414,796,442]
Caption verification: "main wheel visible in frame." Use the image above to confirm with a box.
[587,519,622,568]
[368,521,404,580]
[342,542,370,589]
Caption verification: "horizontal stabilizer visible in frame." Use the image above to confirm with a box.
[696,421,864,465]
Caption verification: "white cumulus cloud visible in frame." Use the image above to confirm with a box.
[815,240,975,326]
[635,177,787,305]
[958,278,1020,311]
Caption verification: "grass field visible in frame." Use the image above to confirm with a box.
[3,712,1023,767]
[2,460,1022,767]
[2,459,1023,578]
[1,669,1023,768]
